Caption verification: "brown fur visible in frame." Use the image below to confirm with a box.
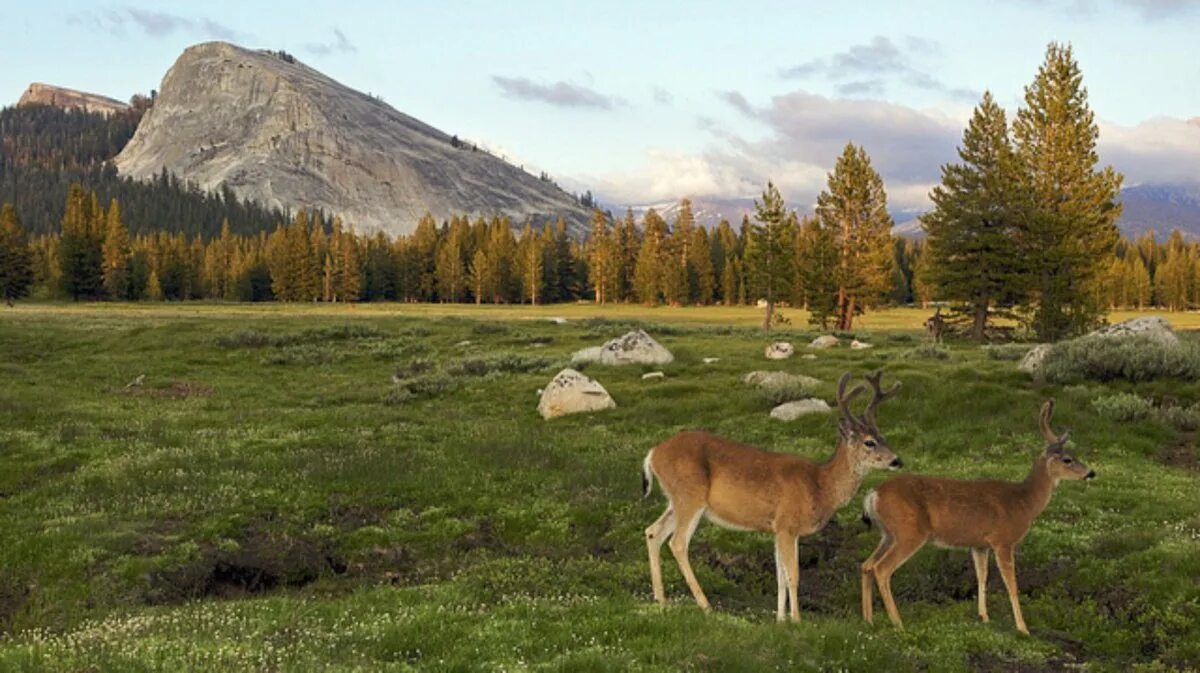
[643,371,902,622]
[860,399,1095,634]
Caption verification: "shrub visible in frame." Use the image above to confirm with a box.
[385,372,453,405]
[447,354,553,378]
[984,344,1031,361]
[471,322,510,335]
[904,343,950,360]
[1091,392,1154,422]
[262,345,343,366]
[216,330,277,348]
[1040,336,1200,383]
[393,359,435,381]
[1158,404,1200,431]
[758,382,815,406]
[887,333,915,344]
[218,325,384,349]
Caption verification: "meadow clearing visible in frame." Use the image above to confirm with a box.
[0,302,1198,671]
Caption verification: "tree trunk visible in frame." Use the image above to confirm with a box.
[972,302,988,341]
[762,299,774,331]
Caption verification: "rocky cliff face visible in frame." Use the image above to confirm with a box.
[19,83,129,116]
[115,42,588,235]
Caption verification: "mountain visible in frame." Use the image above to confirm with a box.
[18,83,129,116]
[115,42,588,235]
[1117,183,1200,238]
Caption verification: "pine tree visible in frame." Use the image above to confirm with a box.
[634,209,666,304]
[516,223,545,304]
[815,144,895,330]
[435,218,467,302]
[921,92,1028,340]
[1013,42,1123,339]
[146,269,164,301]
[0,203,34,304]
[586,210,618,304]
[58,184,104,299]
[410,213,440,301]
[101,199,130,300]
[795,217,839,328]
[662,199,694,305]
[616,209,640,301]
[688,226,715,304]
[745,182,795,329]
[335,222,363,301]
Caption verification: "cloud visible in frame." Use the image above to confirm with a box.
[653,86,674,105]
[493,76,622,110]
[1098,117,1200,185]
[73,6,246,41]
[1117,0,1200,17]
[304,28,357,56]
[780,35,977,103]
[591,89,1200,212]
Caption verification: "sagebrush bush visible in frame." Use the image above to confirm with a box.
[219,325,384,349]
[1091,392,1154,422]
[904,343,950,360]
[758,382,815,406]
[1040,336,1200,383]
[262,345,343,366]
[1158,404,1200,431]
[984,344,1031,361]
[447,354,553,378]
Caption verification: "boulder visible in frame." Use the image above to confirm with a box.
[850,339,873,350]
[765,342,795,360]
[702,357,720,364]
[642,371,665,380]
[1086,317,1178,347]
[537,369,616,419]
[770,399,832,420]
[571,330,674,366]
[743,371,822,395]
[810,335,840,349]
[549,317,568,325]
[1018,344,1052,374]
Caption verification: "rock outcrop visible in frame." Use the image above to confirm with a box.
[19,83,129,116]
[115,42,589,235]
[572,330,674,366]
[537,369,616,419]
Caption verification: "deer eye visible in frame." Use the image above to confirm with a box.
[1062,457,1073,465]
[864,439,877,448]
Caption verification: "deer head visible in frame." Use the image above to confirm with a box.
[837,371,903,471]
[1039,399,1095,482]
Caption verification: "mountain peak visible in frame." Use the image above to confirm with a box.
[19,83,129,116]
[114,42,588,235]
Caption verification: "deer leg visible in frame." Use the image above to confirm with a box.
[872,536,926,630]
[861,534,893,624]
[774,542,787,621]
[667,504,711,612]
[775,531,801,623]
[644,506,676,605]
[971,547,990,623]
[994,545,1028,635]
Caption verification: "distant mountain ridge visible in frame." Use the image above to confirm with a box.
[114,42,589,235]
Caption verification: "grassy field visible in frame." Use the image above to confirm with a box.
[1,302,1198,671]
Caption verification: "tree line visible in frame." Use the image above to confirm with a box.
[0,44,1173,342]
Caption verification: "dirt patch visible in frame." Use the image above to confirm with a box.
[145,532,344,604]
[1160,438,1199,471]
[115,381,214,399]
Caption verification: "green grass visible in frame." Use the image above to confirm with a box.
[1,303,1198,671]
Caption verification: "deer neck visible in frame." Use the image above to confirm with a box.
[816,441,866,514]
[1017,455,1058,521]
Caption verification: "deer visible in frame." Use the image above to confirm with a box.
[860,399,1095,635]
[924,307,946,344]
[642,370,903,622]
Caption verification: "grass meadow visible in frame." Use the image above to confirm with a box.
[1,302,1198,671]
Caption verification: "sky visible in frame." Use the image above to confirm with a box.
[2,0,1198,212]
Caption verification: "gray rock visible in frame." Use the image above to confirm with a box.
[765,342,795,360]
[850,339,873,350]
[537,369,616,419]
[572,330,674,366]
[642,371,665,380]
[19,83,129,116]
[770,399,832,420]
[810,335,840,349]
[1018,344,1052,374]
[115,42,589,236]
[702,357,720,364]
[1086,317,1178,347]
[743,371,822,394]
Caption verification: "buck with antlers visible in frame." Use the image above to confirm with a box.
[924,307,946,344]
[642,371,903,622]
[860,399,1095,634]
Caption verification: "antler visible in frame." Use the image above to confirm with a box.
[862,370,901,429]
[1039,399,1069,449]
[836,372,866,426]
